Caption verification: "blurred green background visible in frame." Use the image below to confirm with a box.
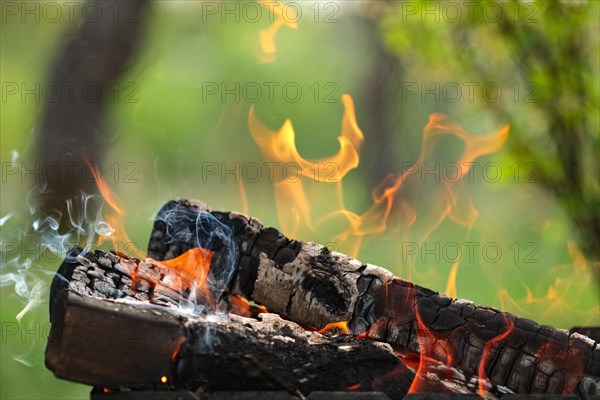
[1,1,599,399]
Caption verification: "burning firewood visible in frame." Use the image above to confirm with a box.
[147,199,600,400]
[45,247,417,397]
[46,246,527,399]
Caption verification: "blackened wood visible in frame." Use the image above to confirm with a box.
[500,396,582,400]
[92,391,392,400]
[177,312,413,398]
[402,396,483,400]
[91,391,198,400]
[205,393,297,400]
[147,199,302,299]
[46,290,183,386]
[147,199,600,400]
[46,249,416,398]
[90,392,585,400]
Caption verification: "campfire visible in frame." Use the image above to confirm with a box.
[41,90,599,399]
[45,199,599,399]
[1,1,597,399]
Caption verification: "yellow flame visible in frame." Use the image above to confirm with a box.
[567,240,589,275]
[444,260,460,299]
[249,97,509,266]
[325,115,508,262]
[258,0,298,61]
[248,94,363,179]
[498,242,599,327]
[248,94,363,237]
[251,14,589,320]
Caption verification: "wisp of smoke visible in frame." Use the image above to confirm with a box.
[156,205,239,312]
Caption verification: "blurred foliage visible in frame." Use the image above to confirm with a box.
[378,0,600,258]
[1,1,598,399]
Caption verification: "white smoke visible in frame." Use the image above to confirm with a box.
[1,192,113,323]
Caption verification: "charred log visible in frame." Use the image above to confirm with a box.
[147,199,600,400]
[46,248,416,398]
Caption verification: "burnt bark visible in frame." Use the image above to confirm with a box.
[147,199,600,400]
[46,247,416,398]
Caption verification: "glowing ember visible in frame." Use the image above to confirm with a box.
[535,340,585,395]
[171,337,185,362]
[477,317,515,397]
[408,305,456,394]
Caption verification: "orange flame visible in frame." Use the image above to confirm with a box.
[88,162,246,314]
[477,317,515,397]
[171,337,186,362]
[88,164,124,215]
[258,0,298,61]
[333,114,509,258]
[498,240,599,326]
[408,305,456,394]
[248,94,363,237]
[229,294,269,317]
[249,94,363,178]
[150,248,214,305]
[156,248,214,287]
[248,97,509,276]
[567,240,594,275]
[87,163,144,259]
[535,340,585,395]
[88,163,225,307]
[318,321,350,335]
